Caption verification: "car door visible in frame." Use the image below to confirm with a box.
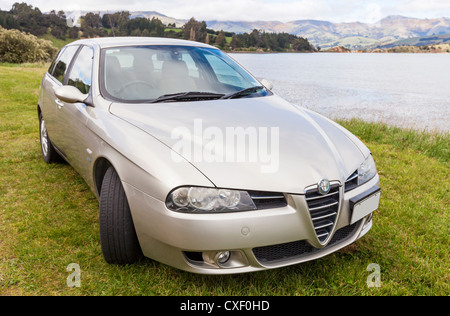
[41,45,81,152]
[54,45,94,174]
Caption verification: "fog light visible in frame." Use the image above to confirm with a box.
[216,251,231,265]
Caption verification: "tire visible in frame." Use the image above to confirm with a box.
[99,166,143,264]
[39,112,62,163]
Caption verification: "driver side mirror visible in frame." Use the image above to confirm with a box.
[260,79,274,91]
[54,86,89,104]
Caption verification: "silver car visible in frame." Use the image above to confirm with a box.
[38,37,380,274]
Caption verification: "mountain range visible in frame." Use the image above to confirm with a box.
[208,15,450,49]
[65,11,450,49]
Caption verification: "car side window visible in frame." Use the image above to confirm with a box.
[67,46,94,94]
[52,45,80,84]
[48,47,65,74]
[204,52,247,87]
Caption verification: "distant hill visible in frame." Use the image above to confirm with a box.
[377,33,450,48]
[62,11,450,50]
[371,43,450,53]
[129,11,186,27]
[206,15,450,50]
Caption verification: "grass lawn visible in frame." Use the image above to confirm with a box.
[40,34,77,49]
[0,63,448,296]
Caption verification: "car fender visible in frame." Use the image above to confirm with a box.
[86,105,214,203]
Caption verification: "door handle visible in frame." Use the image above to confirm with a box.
[55,99,64,109]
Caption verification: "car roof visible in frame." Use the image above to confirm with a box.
[68,37,217,49]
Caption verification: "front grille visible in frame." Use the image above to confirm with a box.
[252,221,360,264]
[305,184,340,243]
[249,191,287,210]
[345,170,358,192]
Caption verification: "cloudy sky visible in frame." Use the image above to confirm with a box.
[1,0,449,23]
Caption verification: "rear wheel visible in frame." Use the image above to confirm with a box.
[99,166,143,264]
[39,112,62,163]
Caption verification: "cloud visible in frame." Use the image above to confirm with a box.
[397,0,450,11]
[126,0,336,22]
[0,0,341,22]
[1,0,449,22]
[394,0,450,19]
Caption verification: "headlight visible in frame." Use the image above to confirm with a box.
[358,155,377,185]
[166,187,257,213]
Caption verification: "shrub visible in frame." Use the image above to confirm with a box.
[0,26,58,63]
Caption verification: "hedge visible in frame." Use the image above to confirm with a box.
[0,26,58,63]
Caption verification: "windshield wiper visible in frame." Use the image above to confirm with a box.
[149,91,225,103]
[220,86,265,100]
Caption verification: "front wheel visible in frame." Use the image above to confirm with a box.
[99,166,143,264]
[39,112,62,163]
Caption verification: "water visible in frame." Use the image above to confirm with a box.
[229,53,450,133]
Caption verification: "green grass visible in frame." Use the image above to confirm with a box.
[165,28,182,33]
[0,63,449,296]
[40,34,77,50]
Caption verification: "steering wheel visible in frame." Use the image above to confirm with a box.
[117,80,155,94]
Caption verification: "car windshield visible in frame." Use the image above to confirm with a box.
[101,45,269,103]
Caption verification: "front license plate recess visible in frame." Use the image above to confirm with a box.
[350,187,381,225]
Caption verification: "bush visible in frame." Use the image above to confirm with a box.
[0,26,58,63]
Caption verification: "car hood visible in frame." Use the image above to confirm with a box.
[109,95,368,194]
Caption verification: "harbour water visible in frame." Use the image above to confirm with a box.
[230,53,450,133]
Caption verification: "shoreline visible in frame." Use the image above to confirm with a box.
[226,43,450,54]
[226,49,450,54]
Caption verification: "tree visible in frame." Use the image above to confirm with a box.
[0,10,19,29]
[215,30,227,49]
[68,26,80,39]
[10,2,47,36]
[116,11,131,36]
[47,10,68,39]
[131,28,141,36]
[229,35,242,50]
[0,4,315,52]
[101,14,113,28]
[149,17,165,37]
[234,29,314,52]
[276,32,292,50]
[262,32,279,51]
[122,17,164,37]
[81,12,101,29]
[124,17,149,34]
[80,12,105,38]
[292,37,313,51]
[182,18,207,43]
[102,11,131,36]
[250,29,262,47]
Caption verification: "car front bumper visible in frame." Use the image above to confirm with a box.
[123,174,380,274]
